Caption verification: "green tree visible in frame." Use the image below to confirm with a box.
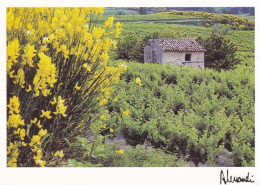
[116,32,159,62]
[139,7,147,15]
[197,32,240,71]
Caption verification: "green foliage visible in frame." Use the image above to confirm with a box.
[118,22,254,55]
[107,56,254,166]
[93,145,188,167]
[67,159,103,167]
[211,23,231,35]
[116,21,253,67]
[103,10,254,167]
[197,32,240,71]
[139,7,147,15]
[106,11,254,167]
[70,135,106,161]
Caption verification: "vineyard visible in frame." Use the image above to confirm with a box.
[107,57,254,166]
[6,8,255,167]
[105,10,255,167]
[119,23,254,52]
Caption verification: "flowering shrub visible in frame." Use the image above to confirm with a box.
[7,8,126,167]
[162,11,255,29]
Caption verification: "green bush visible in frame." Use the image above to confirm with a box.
[197,32,240,71]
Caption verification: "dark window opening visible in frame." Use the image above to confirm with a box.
[185,54,191,61]
[152,50,156,63]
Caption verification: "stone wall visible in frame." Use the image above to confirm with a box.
[144,43,163,64]
[144,44,205,69]
[162,51,204,68]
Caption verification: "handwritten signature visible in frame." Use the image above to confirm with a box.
[220,170,255,184]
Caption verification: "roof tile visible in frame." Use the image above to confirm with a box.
[149,38,206,52]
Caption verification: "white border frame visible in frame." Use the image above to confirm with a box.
[0,1,259,185]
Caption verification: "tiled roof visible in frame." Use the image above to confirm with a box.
[149,38,206,52]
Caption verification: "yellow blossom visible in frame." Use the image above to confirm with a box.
[99,99,108,106]
[22,44,37,67]
[40,110,52,119]
[136,77,143,86]
[100,114,106,121]
[57,44,69,58]
[104,17,114,28]
[102,124,106,129]
[42,37,49,44]
[53,96,67,117]
[14,69,25,88]
[31,145,39,153]
[50,97,57,105]
[75,82,81,90]
[42,89,51,97]
[83,63,91,72]
[38,129,47,137]
[33,148,46,167]
[54,150,64,158]
[123,109,131,116]
[49,33,55,42]
[30,117,38,124]
[29,135,41,146]
[115,22,123,38]
[37,120,42,128]
[7,157,17,167]
[7,142,14,155]
[7,114,25,129]
[33,52,57,97]
[7,96,20,114]
[112,40,118,49]
[25,85,32,92]
[20,129,26,140]
[13,128,20,135]
[21,142,27,147]
[114,96,118,102]
[36,160,46,167]
[110,128,114,133]
[9,70,15,78]
[116,150,124,154]
[13,149,19,158]
[7,39,20,72]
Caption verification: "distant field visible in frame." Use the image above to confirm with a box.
[236,15,255,20]
[120,22,255,53]
[103,11,254,32]
[102,14,200,21]
[102,12,255,23]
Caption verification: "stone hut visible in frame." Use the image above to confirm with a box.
[144,38,206,68]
